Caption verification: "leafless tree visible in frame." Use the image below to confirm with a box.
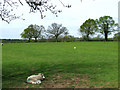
[47,23,68,42]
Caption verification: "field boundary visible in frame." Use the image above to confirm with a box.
[0,39,2,89]
[118,1,120,88]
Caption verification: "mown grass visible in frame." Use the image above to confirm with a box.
[2,42,118,88]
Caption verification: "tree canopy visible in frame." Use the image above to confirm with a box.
[47,23,68,42]
[96,16,117,41]
[79,18,97,40]
[21,25,34,42]
[21,24,45,42]
[32,24,45,42]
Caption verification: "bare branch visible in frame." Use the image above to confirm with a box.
[0,0,71,23]
[19,0,23,5]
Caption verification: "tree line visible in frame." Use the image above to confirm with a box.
[21,15,119,42]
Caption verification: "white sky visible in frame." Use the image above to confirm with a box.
[0,0,119,39]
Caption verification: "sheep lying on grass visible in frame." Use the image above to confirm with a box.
[1,43,3,46]
[27,73,45,84]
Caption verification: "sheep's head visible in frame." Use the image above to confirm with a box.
[38,73,45,80]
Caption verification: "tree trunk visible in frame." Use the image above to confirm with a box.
[28,38,31,42]
[55,36,58,42]
[104,23,108,41]
[105,32,108,41]
[35,38,37,42]
[56,38,58,42]
[86,34,89,41]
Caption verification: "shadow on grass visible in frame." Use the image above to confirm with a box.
[3,61,115,79]
[2,60,118,88]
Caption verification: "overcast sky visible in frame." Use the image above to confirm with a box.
[0,0,119,39]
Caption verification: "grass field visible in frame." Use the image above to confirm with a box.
[2,42,118,88]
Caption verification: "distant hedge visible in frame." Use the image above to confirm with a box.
[1,38,117,43]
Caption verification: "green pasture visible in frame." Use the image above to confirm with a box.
[2,42,118,88]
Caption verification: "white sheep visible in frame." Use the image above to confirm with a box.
[1,43,3,46]
[74,47,76,49]
[26,73,45,84]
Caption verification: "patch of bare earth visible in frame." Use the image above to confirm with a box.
[9,74,115,88]
[39,73,90,88]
